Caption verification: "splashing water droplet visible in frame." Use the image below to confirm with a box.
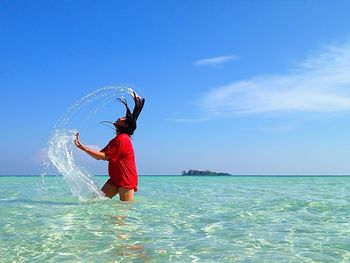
[45,85,139,201]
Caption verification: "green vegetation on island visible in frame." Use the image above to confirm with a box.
[181,170,231,176]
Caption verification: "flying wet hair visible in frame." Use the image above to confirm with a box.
[101,92,145,136]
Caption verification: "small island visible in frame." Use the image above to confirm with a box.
[181,169,231,176]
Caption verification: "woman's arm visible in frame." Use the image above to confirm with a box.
[74,133,109,160]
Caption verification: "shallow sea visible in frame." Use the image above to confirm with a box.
[1,175,350,262]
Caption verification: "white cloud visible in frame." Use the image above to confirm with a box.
[198,41,350,117]
[193,55,239,66]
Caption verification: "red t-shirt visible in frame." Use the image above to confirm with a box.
[100,133,138,191]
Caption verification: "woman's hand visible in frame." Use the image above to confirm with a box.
[74,133,85,151]
[74,132,107,160]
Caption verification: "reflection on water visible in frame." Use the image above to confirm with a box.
[110,204,150,261]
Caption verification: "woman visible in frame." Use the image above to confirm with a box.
[74,91,145,201]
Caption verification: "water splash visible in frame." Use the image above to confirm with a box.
[57,85,134,129]
[47,129,102,200]
[46,85,137,201]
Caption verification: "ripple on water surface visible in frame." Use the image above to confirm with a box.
[1,176,350,262]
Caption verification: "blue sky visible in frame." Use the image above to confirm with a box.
[2,0,350,175]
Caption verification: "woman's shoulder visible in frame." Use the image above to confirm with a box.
[116,133,131,141]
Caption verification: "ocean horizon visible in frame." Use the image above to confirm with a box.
[1,174,350,177]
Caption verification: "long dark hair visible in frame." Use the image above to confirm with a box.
[102,92,145,136]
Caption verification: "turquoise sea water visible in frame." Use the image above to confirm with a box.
[1,176,350,262]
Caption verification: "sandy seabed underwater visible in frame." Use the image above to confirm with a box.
[1,175,350,262]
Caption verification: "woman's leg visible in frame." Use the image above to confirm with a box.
[101,181,119,198]
[118,187,134,201]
